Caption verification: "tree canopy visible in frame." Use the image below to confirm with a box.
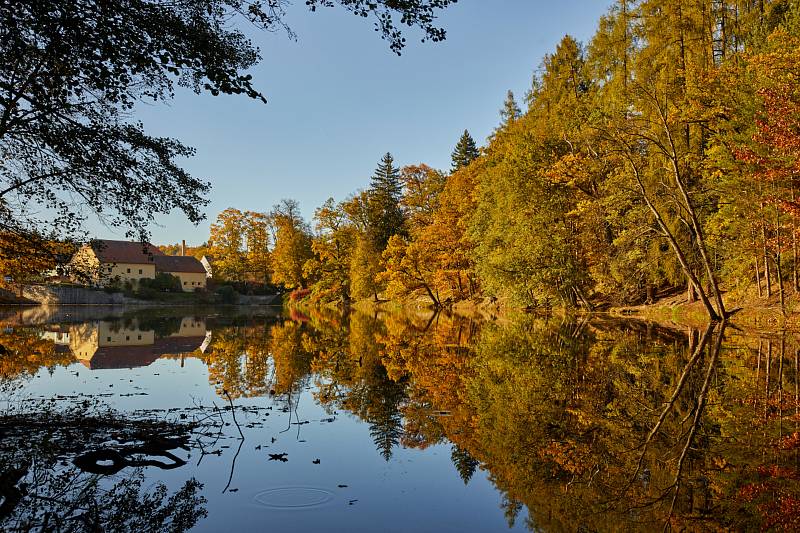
[0,0,457,275]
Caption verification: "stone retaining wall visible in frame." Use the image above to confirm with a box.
[20,285,126,305]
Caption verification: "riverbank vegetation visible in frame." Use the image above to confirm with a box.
[200,1,800,321]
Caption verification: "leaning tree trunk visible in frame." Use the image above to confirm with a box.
[625,155,721,321]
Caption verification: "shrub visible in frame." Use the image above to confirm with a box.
[289,288,311,302]
[215,285,238,304]
[103,277,122,294]
[136,286,158,300]
[194,289,212,304]
[122,280,135,297]
[139,273,182,293]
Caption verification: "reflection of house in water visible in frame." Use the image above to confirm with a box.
[68,318,208,369]
[40,327,74,356]
[41,329,71,346]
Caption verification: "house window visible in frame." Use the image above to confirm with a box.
[107,267,112,273]
[183,281,187,285]
[125,336,129,341]
[126,268,131,273]
[137,335,141,340]
[139,269,142,274]
[107,337,111,342]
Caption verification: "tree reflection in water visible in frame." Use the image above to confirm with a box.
[3,308,800,531]
[0,410,207,532]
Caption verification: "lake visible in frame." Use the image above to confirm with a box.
[0,306,795,531]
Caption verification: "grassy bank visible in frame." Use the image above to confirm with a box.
[610,287,800,332]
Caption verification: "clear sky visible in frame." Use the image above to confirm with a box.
[97,0,614,245]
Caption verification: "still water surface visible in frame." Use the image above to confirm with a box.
[0,306,796,531]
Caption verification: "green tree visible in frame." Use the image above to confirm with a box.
[367,152,406,250]
[451,445,479,485]
[470,36,593,308]
[451,130,480,172]
[498,90,521,126]
[340,191,384,301]
[350,234,383,301]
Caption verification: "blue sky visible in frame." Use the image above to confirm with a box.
[102,0,613,245]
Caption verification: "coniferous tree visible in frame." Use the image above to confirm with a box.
[367,152,406,250]
[499,90,521,125]
[451,130,480,172]
[451,445,479,484]
[365,369,406,462]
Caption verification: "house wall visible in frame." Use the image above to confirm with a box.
[70,321,155,365]
[70,247,100,283]
[200,257,213,278]
[97,321,154,346]
[102,262,156,284]
[69,322,99,362]
[172,318,207,337]
[166,271,207,291]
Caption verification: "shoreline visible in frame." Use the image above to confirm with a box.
[8,289,800,334]
[341,290,800,333]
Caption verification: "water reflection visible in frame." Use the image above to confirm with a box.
[63,317,207,369]
[1,308,799,531]
[0,416,207,532]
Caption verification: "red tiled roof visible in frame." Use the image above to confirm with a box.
[81,345,160,369]
[154,255,206,273]
[90,240,164,264]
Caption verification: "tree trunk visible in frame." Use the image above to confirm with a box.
[755,253,763,298]
[793,184,799,290]
[776,254,786,316]
[775,195,785,314]
[765,254,773,297]
[573,286,593,310]
[626,155,720,320]
[667,155,725,317]
[423,283,440,309]
[762,201,772,297]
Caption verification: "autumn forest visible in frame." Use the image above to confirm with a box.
[183,1,800,321]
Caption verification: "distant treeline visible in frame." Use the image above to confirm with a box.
[206,1,800,318]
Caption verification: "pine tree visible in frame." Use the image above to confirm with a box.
[371,152,402,200]
[499,90,521,125]
[367,152,406,250]
[451,445,479,484]
[451,129,480,172]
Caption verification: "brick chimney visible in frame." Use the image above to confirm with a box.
[181,240,186,256]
